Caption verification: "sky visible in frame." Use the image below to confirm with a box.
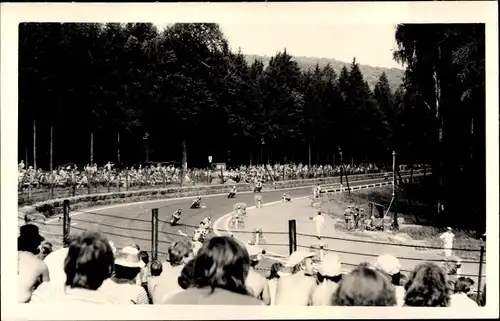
[155,23,403,70]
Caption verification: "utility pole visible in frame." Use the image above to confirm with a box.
[33,120,37,171]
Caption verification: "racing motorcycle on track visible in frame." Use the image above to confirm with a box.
[228,186,237,199]
[170,209,183,226]
[190,197,204,209]
[253,181,263,193]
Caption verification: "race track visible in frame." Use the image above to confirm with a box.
[38,176,395,257]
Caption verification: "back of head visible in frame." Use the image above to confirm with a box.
[139,250,149,265]
[18,224,44,254]
[192,236,250,295]
[404,262,451,307]
[64,231,115,290]
[455,277,474,294]
[333,264,397,306]
[178,258,196,290]
[168,240,192,266]
[150,260,163,277]
[268,262,283,280]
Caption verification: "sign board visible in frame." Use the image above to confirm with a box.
[213,162,226,171]
[208,156,213,163]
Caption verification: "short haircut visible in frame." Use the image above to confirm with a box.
[178,259,195,290]
[64,231,115,290]
[267,262,283,280]
[139,250,149,265]
[404,262,451,307]
[191,236,250,295]
[333,264,397,306]
[455,277,474,294]
[168,240,192,266]
[150,260,163,277]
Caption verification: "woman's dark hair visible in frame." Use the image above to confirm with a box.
[64,231,115,290]
[404,262,451,307]
[178,258,195,290]
[390,272,402,287]
[333,264,396,306]
[139,251,149,265]
[191,236,250,295]
[113,264,141,281]
[150,260,163,277]
[399,273,408,287]
[267,262,283,280]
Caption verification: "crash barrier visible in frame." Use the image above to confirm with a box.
[18,167,429,208]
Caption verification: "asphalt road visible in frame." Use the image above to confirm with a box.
[38,176,398,256]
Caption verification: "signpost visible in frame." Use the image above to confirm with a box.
[208,156,212,184]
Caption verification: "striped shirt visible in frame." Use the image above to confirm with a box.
[99,278,149,304]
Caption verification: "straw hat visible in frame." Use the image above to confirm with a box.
[374,254,401,276]
[114,246,145,268]
[318,254,342,277]
[284,250,315,268]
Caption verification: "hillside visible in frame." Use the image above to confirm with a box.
[244,54,404,92]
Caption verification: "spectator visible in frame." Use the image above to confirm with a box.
[450,277,478,308]
[99,246,149,304]
[18,224,50,303]
[154,240,193,304]
[137,250,150,285]
[333,263,396,306]
[266,262,282,306]
[147,260,163,304]
[39,242,53,260]
[442,255,462,290]
[374,254,405,306]
[404,262,451,307]
[177,258,195,290]
[166,236,263,305]
[30,231,129,304]
[439,227,455,258]
[275,250,317,306]
[311,253,342,306]
[245,245,271,305]
[43,236,72,292]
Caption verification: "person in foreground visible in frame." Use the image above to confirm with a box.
[333,263,397,306]
[403,262,451,307]
[165,236,263,305]
[30,231,131,304]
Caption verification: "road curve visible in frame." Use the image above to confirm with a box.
[38,176,402,254]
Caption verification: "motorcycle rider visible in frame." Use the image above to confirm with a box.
[254,180,263,193]
[191,196,202,208]
[200,216,212,230]
[228,186,237,198]
[282,193,291,203]
[170,209,183,225]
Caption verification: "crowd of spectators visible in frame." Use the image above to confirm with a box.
[18,225,484,307]
[17,161,426,192]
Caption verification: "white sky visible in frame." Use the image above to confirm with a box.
[156,23,403,69]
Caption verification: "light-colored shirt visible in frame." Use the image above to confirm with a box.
[267,278,278,306]
[166,287,263,305]
[18,251,50,303]
[30,282,131,304]
[154,264,185,304]
[313,215,325,229]
[275,272,317,306]
[43,248,69,289]
[440,232,454,248]
[311,281,338,306]
[99,278,149,304]
[395,285,406,307]
[450,293,479,308]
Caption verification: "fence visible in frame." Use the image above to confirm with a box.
[22,193,485,305]
[18,165,429,205]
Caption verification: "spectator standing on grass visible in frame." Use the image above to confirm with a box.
[311,211,326,241]
[18,224,50,303]
[439,227,455,258]
[374,254,405,307]
[31,231,129,304]
[449,277,478,308]
[275,251,317,306]
[404,262,451,307]
[155,240,193,304]
[166,236,263,305]
[245,245,271,305]
[311,253,343,306]
[266,262,282,306]
[333,263,397,306]
[99,246,149,304]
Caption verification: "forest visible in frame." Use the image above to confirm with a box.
[18,23,485,229]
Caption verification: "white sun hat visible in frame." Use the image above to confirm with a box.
[114,246,145,268]
[374,254,401,276]
[318,253,342,277]
[284,250,315,268]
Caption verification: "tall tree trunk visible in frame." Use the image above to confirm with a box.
[434,45,445,217]
[181,139,187,186]
[308,141,312,167]
[249,150,253,166]
[33,120,37,171]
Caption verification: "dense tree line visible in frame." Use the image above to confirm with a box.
[19,23,485,228]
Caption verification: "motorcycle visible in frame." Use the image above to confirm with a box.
[228,188,237,199]
[190,200,201,209]
[253,183,262,193]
